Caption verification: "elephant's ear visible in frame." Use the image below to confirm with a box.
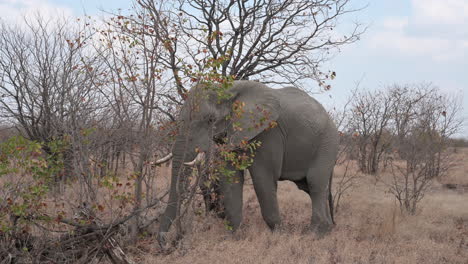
[226,82,280,146]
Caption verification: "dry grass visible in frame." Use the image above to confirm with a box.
[5,150,466,263]
[440,148,468,186]
[130,150,468,264]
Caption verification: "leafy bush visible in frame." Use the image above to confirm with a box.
[0,136,65,233]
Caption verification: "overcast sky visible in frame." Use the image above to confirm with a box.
[1,0,467,137]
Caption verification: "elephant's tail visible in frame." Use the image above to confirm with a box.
[328,171,335,225]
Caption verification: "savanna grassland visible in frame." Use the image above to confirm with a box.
[1,1,465,263]
[128,149,468,264]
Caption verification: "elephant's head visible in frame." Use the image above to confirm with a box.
[157,80,280,244]
[174,80,280,164]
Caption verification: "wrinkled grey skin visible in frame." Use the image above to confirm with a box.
[158,80,338,245]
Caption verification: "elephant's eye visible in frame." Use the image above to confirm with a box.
[207,116,216,124]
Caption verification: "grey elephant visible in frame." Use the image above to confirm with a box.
[156,80,338,244]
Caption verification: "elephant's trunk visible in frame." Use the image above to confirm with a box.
[158,138,194,245]
[158,160,181,244]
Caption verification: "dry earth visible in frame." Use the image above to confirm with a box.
[128,148,468,264]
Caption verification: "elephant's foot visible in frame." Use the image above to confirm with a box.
[216,210,226,219]
[157,232,168,248]
[224,214,242,232]
[309,190,334,238]
[265,218,282,231]
[310,219,333,238]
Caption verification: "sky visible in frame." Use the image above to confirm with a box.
[0,0,467,137]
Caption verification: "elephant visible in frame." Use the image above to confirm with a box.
[156,80,338,245]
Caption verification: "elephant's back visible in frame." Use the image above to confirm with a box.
[277,87,326,109]
[276,87,331,130]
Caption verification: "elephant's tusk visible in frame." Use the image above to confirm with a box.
[152,153,173,166]
[184,152,205,166]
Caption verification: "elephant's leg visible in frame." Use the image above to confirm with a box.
[199,150,225,217]
[250,166,281,230]
[213,182,225,219]
[201,177,225,218]
[199,174,214,215]
[306,158,334,236]
[220,169,244,230]
[249,128,283,230]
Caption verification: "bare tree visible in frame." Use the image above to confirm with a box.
[0,16,106,193]
[386,84,463,214]
[0,14,172,261]
[348,89,393,175]
[328,89,361,214]
[92,15,179,241]
[130,0,365,96]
